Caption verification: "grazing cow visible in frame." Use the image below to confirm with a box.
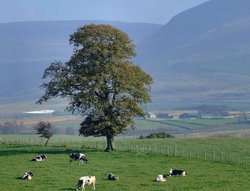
[169,169,186,176]
[32,154,47,161]
[21,171,33,180]
[107,173,119,180]
[69,153,88,165]
[76,176,96,190]
[155,174,167,182]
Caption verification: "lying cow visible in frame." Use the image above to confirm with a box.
[69,153,88,165]
[169,169,186,176]
[21,171,33,180]
[155,174,167,182]
[107,173,119,180]
[32,154,47,161]
[76,176,96,190]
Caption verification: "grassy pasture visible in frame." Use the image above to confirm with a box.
[1,138,250,190]
[1,135,250,164]
[134,118,241,134]
[135,118,237,130]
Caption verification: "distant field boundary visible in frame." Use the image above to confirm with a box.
[1,135,249,165]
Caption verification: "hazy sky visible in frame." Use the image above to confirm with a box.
[0,0,209,24]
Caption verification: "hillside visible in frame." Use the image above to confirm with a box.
[137,0,250,64]
[2,0,250,111]
[136,0,250,109]
[0,20,161,104]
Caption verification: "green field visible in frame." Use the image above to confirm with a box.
[134,118,243,135]
[1,136,250,190]
[1,135,250,164]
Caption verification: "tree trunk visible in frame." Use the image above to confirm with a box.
[105,134,114,152]
[44,138,49,146]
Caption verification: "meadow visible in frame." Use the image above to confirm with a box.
[1,136,250,190]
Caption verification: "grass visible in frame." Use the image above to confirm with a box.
[0,142,250,191]
[117,137,250,155]
[135,118,237,130]
[1,135,250,164]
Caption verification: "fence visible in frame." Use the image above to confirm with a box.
[0,135,249,165]
[115,142,249,165]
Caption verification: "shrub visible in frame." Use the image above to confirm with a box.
[142,132,174,139]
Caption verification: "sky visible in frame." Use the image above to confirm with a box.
[0,0,209,24]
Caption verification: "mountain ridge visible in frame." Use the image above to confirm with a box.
[135,0,250,109]
[137,0,250,66]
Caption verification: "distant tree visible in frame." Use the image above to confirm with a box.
[34,121,53,146]
[37,24,153,151]
[0,121,28,134]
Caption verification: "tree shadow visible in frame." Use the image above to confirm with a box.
[0,149,67,156]
[59,188,75,191]
[0,144,100,157]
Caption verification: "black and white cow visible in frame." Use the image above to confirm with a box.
[169,169,186,176]
[21,171,33,180]
[31,154,47,161]
[155,174,167,182]
[76,176,96,190]
[69,153,88,165]
[107,173,119,180]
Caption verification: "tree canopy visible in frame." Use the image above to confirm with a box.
[37,24,153,151]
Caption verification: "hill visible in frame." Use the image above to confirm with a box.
[2,0,250,111]
[136,0,250,109]
[0,20,161,104]
[137,0,250,64]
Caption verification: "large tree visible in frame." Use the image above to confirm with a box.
[37,24,153,151]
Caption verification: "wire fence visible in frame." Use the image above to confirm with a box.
[0,135,249,165]
[124,143,249,165]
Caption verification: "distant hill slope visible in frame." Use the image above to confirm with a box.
[0,20,162,103]
[2,0,250,110]
[136,0,250,108]
[137,0,250,64]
